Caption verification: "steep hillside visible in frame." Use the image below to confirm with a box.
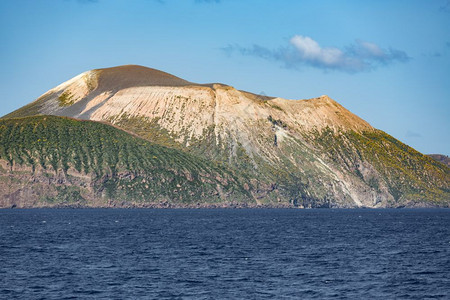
[0,116,252,208]
[312,129,449,206]
[2,65,449,207]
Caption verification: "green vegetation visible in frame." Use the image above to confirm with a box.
[57,91,75,106]
[1,110,448,208]
[0,116,252,206]
[42,186,87,205]
[313,128,450,205]
[269,103,284,112]
[112,114,182,150]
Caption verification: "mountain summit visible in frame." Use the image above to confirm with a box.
[1,65,449,208]
[5,65,372,133]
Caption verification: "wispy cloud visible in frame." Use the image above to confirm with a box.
[224,35,410,73]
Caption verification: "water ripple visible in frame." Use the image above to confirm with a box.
[0,208,449,299]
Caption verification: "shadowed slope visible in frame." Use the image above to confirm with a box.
[0,116,252,208]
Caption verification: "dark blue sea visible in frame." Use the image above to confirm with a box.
[1,209,449,299]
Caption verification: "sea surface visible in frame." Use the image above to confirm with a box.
[0,209,449,299]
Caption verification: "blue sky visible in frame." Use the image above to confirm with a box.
[1,0,449,155]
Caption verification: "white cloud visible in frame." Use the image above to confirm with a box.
[225,35,410,73]
[290,35,344,66]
